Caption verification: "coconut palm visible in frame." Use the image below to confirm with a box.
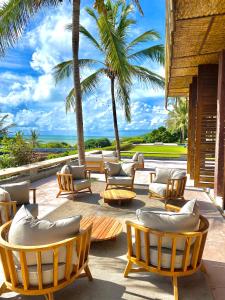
[166,98,188,143]
[54,0,164,159]
[30,129,39,148]
[0,111,15,137]
[0,0,142,165]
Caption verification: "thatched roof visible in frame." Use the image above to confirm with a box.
[165,0,225,101]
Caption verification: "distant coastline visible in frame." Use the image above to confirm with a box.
[20,130,151,145]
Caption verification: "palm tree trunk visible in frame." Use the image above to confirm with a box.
[110,77,121,160]
[72,0,85,165]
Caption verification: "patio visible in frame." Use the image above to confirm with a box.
[1,159,224,300]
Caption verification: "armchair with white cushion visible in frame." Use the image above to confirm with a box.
[124,200,209,300]
[105,162,136,190]
[0,181,37,226]
[149,168,187,203]
[57,164,92,198]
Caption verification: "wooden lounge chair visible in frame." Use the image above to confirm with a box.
[0,220,93,300]
[149,168,187,203]
[124,204,209,300]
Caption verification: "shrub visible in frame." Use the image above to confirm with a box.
[39,142,71,149]
[143,127,179,143]
[121,137,145,144]
[0,154,15,169]
[1,135,33,167]
[102,142,133,151]
[85,138,111,149]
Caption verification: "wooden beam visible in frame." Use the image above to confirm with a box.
[214,50,225,205]
[194,64,218,188]
[187,77,197,179]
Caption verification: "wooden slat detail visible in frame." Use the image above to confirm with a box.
[194,64,218,187]
[36,251,43,290]
[19,251,29,290]
[187,77,197,178]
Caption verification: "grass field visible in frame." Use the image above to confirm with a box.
[120,145,187,158]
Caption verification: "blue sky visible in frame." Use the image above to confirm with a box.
[0,0,166,137]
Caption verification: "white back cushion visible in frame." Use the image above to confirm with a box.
[0,188,11,224]
[9,206,81,266]
[70,165,85,179]
[120,163,135,176]
[106,162,121,176]
[153,168,186,184]
[0,181,30,205]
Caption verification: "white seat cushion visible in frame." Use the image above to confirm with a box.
[0,181,30,205]
[9,206,81,266]
[0,188,11,224]
[103,156,118,162]
[74,179,91,190]
[149,182,167,197]
[107,176,133,185]
[132,243,192,269]
[16,263,68,286]
[70,165,85,180]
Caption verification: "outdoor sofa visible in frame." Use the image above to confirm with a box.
[85,150,118,173]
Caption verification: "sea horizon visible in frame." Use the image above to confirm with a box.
[20,130,151,145]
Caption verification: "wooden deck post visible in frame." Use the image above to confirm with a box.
[187,77,197,179]
[194,65,218,188]
[214,50,225,208]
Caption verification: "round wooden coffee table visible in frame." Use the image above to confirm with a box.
[80,216,122,242]
[101,189,136,205]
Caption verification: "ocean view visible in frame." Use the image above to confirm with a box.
[23,130,151,145]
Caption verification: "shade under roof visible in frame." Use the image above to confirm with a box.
[165,0,225,100]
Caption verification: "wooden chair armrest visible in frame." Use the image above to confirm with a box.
[165,204,181,212]
[85,170,91,179]
[149,171,156,183]
[29,188,36,204]
[104,168,109,181]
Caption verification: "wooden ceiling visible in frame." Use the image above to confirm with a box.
[165,0,225,99]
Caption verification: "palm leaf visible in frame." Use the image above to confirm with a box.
[80,25,103,53]
[127,30,161,50]
[81,68,105,97]
[53,59,103,83]
[116,81,131,122]
[129,44,165,65]
[0,0,61,55]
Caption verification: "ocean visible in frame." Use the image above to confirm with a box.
[23,130,150,145]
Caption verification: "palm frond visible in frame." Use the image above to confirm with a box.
[81,68,105,97]
[127,30,161,50]
[65,88,76,113]
[0,0,61,55]
[116,82,131,122]
[117,3,136,40]
[53,59,103,83]
[129,44,165,65]
[130,65,165,89]
[80,25,103,52]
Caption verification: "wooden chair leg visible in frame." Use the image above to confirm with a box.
[44,293,54,300]
[124,260,133,277]
[172,276,178,300]
[200,263,207,274]
[84,265,93,281]
[56,191,61,198]
[0,282,10,295]
[105,184,109,190]
[88,187,92,194]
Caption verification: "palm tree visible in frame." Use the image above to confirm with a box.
[0,0,142,165]
[166,98,188,143]
[54,0,164,159]
[30,129,39,148]
[0,111,15,137]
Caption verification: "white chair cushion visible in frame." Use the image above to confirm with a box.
[107,176,133,185]
[0,181,30,205]
[120,163,135,177]
[102,150,116,157]
[86,155,103,161]
[149,182,167,197]
[0,187,11,224]
[132,243,192,269]
[74,179,91,190]
[9,205,81,266]
[103,156,118,162]
[60,165,71,174]
[153,168,186,184]
[136,200,200,250]
[138,154,144,163]
[106,162,121,176]
[132,152,140,161]
[70,165,85,180]
[16,262,67,286]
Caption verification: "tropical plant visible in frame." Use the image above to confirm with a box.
[0,111,15,138]
[166,98,188,143]
[30,129,39,148]
[54,0,164,159]
[143,126,179,143]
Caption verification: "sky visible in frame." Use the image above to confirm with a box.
[0,0,166,137]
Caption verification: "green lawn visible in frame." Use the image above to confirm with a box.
[121,145,187,158]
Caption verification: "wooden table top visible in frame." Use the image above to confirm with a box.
[80,216,123,241]
[100,189,136,201]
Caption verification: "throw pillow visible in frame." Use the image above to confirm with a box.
[70,165,85,179]
[120,163,135,176]
[106,162,121,176]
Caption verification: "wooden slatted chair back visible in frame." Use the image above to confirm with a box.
[57,172,74,193]
[0,201,17,226]
[0,221,92,298]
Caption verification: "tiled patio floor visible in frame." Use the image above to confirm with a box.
[0,159,224,300]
